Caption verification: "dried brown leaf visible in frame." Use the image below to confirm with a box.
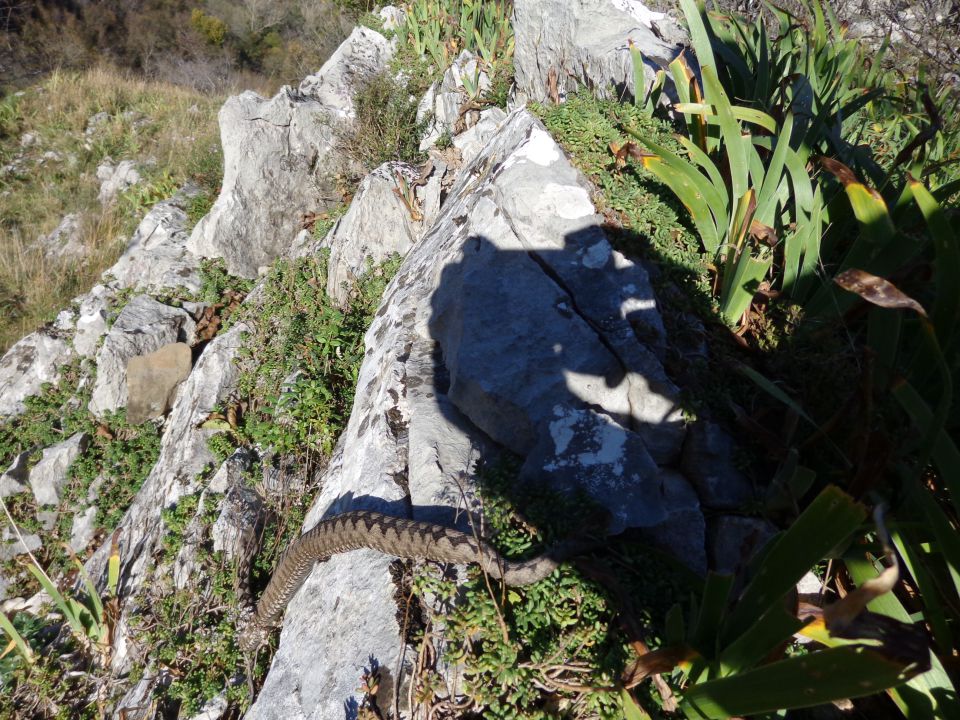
[834,268,928,317]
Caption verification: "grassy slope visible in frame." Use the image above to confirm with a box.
[0,66,224,352]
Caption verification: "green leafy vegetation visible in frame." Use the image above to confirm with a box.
[408,459,697,719]
[571,0,960,716]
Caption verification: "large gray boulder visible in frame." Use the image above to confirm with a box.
[513,0,685,104]
[88,296,196,417]
[187,27,394,278]
[246,108,700,719]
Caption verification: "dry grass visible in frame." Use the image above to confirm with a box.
[0,65,225,352]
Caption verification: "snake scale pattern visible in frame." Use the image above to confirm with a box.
[237,510,575,652]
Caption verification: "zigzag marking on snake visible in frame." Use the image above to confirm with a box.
[237,510,577,652]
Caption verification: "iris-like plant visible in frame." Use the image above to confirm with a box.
[625,486,932,718]
[401,0,513,77]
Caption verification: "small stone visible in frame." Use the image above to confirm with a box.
[69,506,99,553]
[0,533,41,562]
[36,509,58,532]
[85,112,111,135]
[97,159,141,204]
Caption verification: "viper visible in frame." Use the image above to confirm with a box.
[237,509,599,652]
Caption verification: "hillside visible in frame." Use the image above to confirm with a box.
[0,1,958,719]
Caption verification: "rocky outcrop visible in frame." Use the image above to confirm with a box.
[88,296,196,417]
[247,107,701,719]
[0,5,771,717]
[512,0,686,104]
[106,187,205,295]
[187,27,394,278]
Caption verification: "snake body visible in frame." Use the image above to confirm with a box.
[237,510,578,652]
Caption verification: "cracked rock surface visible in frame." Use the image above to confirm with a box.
[246,108,704,719]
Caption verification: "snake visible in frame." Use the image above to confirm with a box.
[237,510,595,652]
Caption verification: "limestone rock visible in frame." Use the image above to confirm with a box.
[378,5,405,31]
[73,284,112,358]
[189,27,393,278]
[97,159,141,204]
[681,421,754,510]
[0,532,41,562]
[248,109,697,719]
[207,448,255,494]
[82,323,245,676]
[453,107,507,164]
[417,51,491,151]
[707,515,778,575]
[38,213,86,262]
[513,0,684,104]
[125,342,193,424]
[88,296,196,418]
[298,26,395,117]
[317,162,433,304]
[69,505,99,553]
[211,485,263,561]
[0,452,30,498]
[28,433,88,506]
[105,187,204,295]
[0,329,74,418]
[639,469,706,575]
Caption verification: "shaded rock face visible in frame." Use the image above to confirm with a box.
[246,108,702,720]
[512,0,685,104]
[188,27,394,278]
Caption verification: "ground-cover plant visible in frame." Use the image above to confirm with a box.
[0,66,222,352]
[626,486,933,718]
[227,252,401,462]
[133,252,403,716]
[407,459,698,719]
